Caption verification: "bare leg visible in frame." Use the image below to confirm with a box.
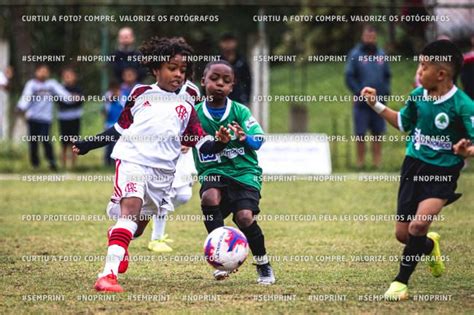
[356,140,365,168]
[372,140,382,168]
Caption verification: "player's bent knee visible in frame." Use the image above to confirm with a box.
[201,189,221,206]
[233,210,254,228]
[408,220,430,236]
[120,197,143,217]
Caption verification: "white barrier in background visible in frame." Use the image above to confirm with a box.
[257,133,332,175]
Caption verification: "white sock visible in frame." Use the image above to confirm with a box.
[151,211,167,241]
[254,255,269,265]
[99,245,125,278]
[99,218,137,278]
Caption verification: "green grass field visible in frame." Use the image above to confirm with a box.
[1,175,473,313]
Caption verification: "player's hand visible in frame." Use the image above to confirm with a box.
[228,121,246,142]
[180,145,190,154]
[361,87,377,107]
[215,126,231,143]
[72,140,90,155]
[453,138,472,157]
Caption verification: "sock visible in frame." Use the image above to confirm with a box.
[151,212,167,241]
[239,221,268,264]
[99,218,137,278]
[424,237,434,255]
[202,205,224,233]
[394,234,432,284]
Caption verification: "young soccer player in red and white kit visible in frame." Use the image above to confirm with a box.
[73,37,231,292]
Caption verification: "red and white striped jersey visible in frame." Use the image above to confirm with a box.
[111,82,209,170]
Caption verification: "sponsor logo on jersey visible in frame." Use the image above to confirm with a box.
[175,105,188,121]
[199,152,219,163]
[245,116,258,130]
[220,147,245,159]
[413,128,452,151]
[198,147,245,163]
[143,100,151,107]
[434,112,449,130]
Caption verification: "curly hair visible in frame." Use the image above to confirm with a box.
[139,36,194,79]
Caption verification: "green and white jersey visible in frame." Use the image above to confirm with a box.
[193,98,264,191]
[398,85,474,167]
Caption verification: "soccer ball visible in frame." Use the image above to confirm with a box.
[203,226,249,272]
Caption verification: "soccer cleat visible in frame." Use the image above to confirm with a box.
[256,263,276,285]
[161,234,174,243]
[148,240,173,253]
[213,270,230,280]
[384,281,409,301]
[94,273,124,292]
[108,227,129,274]
[427,232,445,277]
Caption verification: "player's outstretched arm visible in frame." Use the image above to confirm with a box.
[453,138,474,158]
[228,121,264,150]
[72,126,121,155]
[361,87,400,130]
[191,126,231,155]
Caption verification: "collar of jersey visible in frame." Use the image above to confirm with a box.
[152,82,180,95]
[203,98,232,122]
[423,85,458,104]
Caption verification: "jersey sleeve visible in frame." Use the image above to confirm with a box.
[16,80,34,111]
[114,85,151,134]
[239,106,264,135]
[458,97,474,141]
[398,94,418,132]
[50,80,72,103]
[183,81,201,106]
[181,106,210,147]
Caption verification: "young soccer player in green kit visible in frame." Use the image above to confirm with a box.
[361,40,474,301]
[192,60,275,285]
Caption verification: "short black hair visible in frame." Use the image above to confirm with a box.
[421,40,463,78]
[219,32,237,42]
[139,36,194,78]
[61,65,76,74]
[109,80,120,90]
[35,63,49,71]
[203,60,234,77]
[362,24,377,33]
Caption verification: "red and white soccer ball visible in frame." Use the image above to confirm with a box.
[204,226,249,272]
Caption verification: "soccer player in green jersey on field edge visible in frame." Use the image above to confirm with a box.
[361,40,474,301]
[192,60,275,285]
